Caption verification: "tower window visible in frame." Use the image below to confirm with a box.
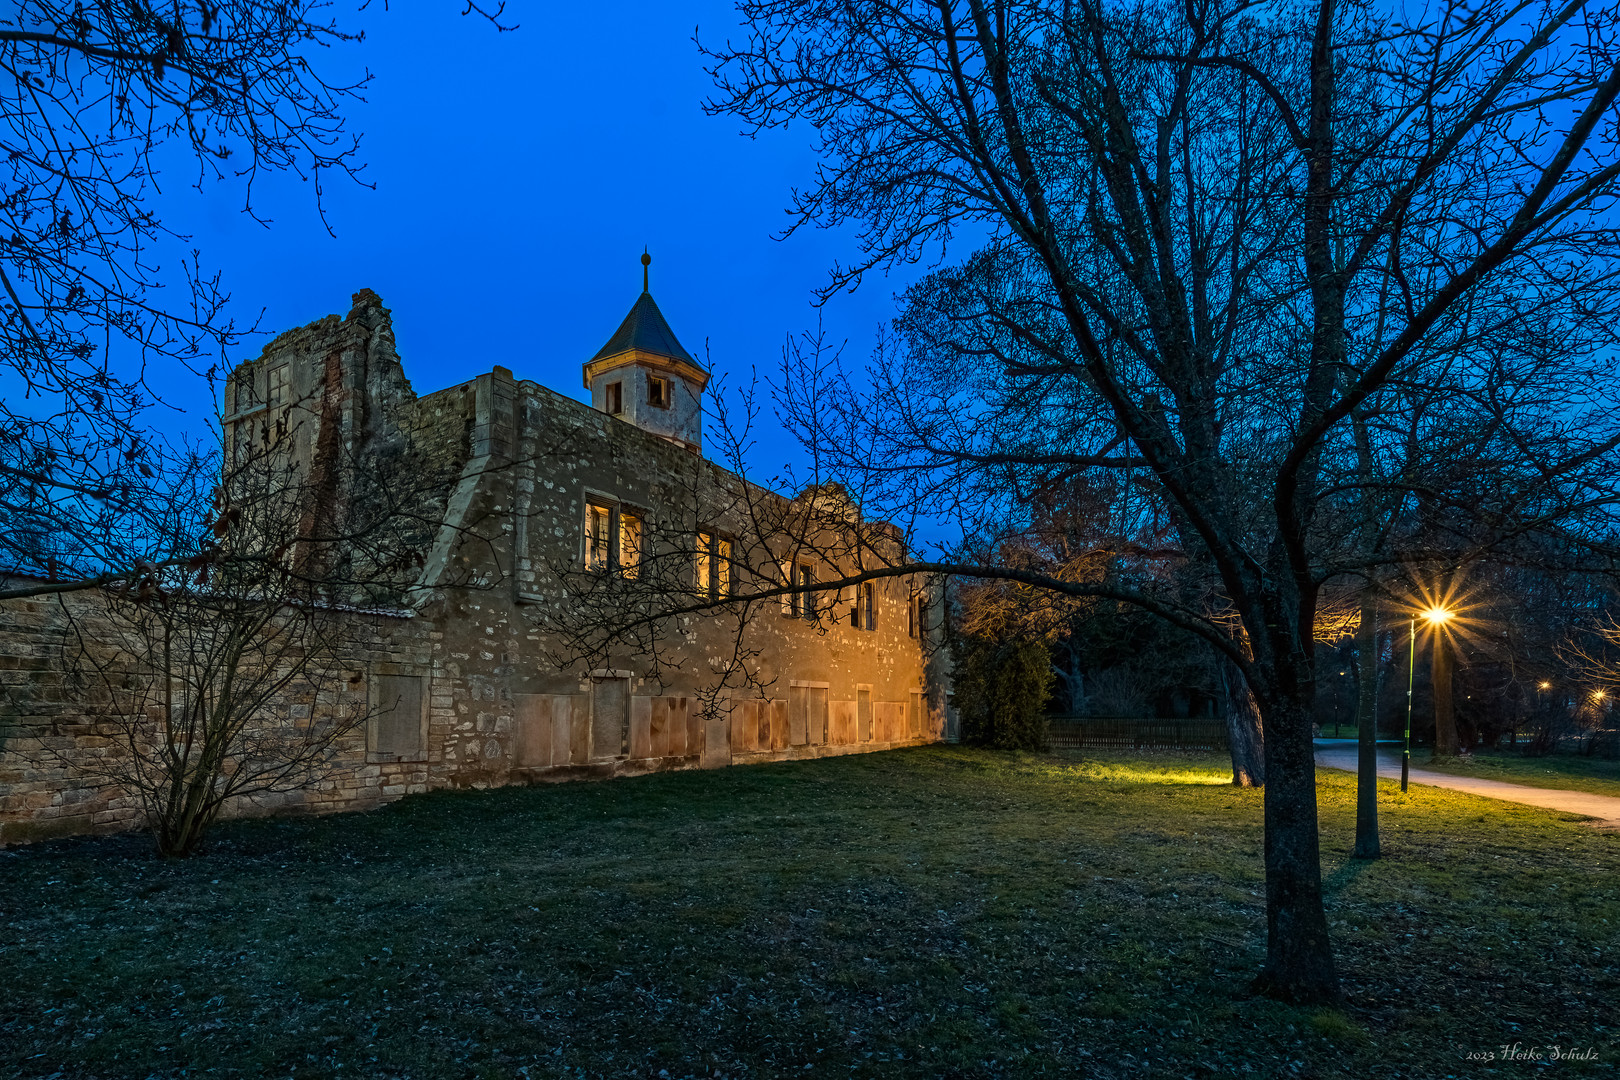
[604,381,623,415]
[648,375,671,409]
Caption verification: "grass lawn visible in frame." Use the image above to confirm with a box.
[2,747,1616,1079]
[1416,748,1620,799]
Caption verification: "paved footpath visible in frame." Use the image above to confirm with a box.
[1314,740,1620,827]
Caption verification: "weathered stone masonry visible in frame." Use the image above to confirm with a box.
[0,284,948,845]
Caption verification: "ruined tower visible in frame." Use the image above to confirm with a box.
[583,253,708,453]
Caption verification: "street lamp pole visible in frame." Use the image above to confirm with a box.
[1404,615,1416,792]
[1403,605,1456,792]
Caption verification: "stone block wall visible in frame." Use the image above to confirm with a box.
[0,288,949,848]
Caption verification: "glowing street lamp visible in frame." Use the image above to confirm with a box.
[1404,605,1454,792]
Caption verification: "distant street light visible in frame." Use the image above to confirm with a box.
[1404,605,1454,792]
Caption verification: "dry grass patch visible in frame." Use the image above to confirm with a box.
[0,746,1614,1079]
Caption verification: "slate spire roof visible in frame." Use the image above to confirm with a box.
[590,254,702,369]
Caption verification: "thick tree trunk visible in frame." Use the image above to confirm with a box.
[1253,690,1340,1002]
[1220,658,1266,787]
[1431,633,1459,758]
[1352,592,1380,858]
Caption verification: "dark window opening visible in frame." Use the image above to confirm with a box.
[797,563,816,621]
[605,381,623,415]
[648,375,671,409]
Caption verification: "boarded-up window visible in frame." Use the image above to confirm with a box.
[857,688,873,743]
[592,677,629,760]
[911,690,925,738]
[789,685,809,745]
[809,686,828,745]
[372,674,425,760]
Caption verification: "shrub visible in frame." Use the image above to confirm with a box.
[954,632,1054,750]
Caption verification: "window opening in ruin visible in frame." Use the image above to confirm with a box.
[618,510,641,578]
[648,374,671,409]
[909,594,926,638]
[370,673,426,761]
[860,581,876,632]
[585,501,614,570]
[695,532,713,597]
[809,685,828,744]
[695,533,734,600]
[591,676,629,760]
[797,562,816,620]
[605,381,623,415]
[265,364,291,445]
[716,537,732,598]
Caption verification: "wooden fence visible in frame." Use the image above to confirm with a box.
[1046,717,1229,751]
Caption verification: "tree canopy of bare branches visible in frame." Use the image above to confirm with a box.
[0,0,511,599]
[699,0,1620,1002]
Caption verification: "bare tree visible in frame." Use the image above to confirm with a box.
[40,376,463,856]
[698,0,1620,1001]
[0,1,512,599]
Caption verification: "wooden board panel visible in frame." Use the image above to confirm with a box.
[630,696,653,759]
[769,699,788,750]
[512,695,553,768]
[550,695,572,765]
[650,697,669,758]
[683,697,701,758]
[809,686,828,745]
[729,700,754,754]
[876,702,904,742]
[569,696,591,765]
[667,696,689,757]
[830,701,856,746]
[789,685,808,746]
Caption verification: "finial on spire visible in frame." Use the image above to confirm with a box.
[641,249,651,293]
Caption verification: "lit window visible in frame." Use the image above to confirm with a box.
[619,510,641,578]
[695,532,713,597]
[604,381,623,415]
[585,502,612,570]
[695,533,733,600]
[648,375,671,409]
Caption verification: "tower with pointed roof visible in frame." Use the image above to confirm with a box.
[584,253,708,453]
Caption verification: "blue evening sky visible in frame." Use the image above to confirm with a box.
[150,2,935,482]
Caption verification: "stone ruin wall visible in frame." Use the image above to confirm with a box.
[0,290,949,847]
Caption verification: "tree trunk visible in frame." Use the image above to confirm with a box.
[1431,632,1458,758]
[1253,689,1340,1002]
[1352,591,1380,858]
[1220,658,1266,787]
